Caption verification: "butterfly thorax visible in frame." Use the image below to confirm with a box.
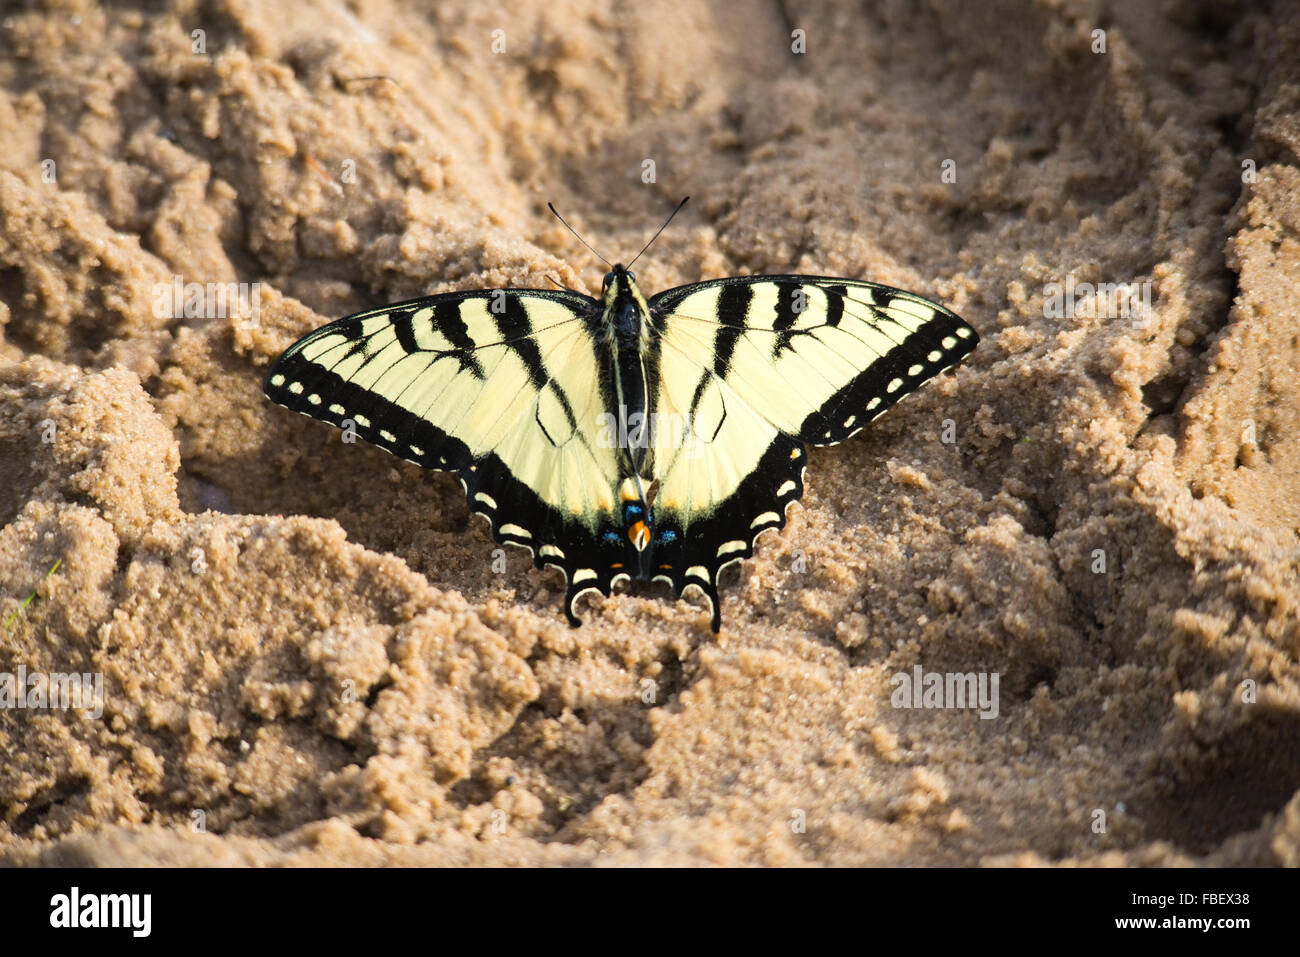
[600,265,652,346]
[598,266,654,438]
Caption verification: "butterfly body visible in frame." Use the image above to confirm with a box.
[265,258,978,632]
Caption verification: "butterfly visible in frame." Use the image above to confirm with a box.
[263,199,978,631]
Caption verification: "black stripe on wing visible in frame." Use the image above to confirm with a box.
[712,283,750,376]
[264,333,474,472]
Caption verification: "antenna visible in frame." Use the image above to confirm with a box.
[547,203,611,267]
[627,196,689,270]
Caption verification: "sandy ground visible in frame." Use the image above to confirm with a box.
[1,0,1298,866]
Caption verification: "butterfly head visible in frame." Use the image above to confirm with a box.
[601,264,636,298]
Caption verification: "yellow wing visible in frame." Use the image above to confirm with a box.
[642,276,979,628]
[264,289,633,615]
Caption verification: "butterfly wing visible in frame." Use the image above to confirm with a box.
[264,288,633,619]
[645,276,979,629]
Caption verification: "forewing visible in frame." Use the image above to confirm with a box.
[649,276,978,446]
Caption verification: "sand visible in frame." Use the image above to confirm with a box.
[1,0,1298,866]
